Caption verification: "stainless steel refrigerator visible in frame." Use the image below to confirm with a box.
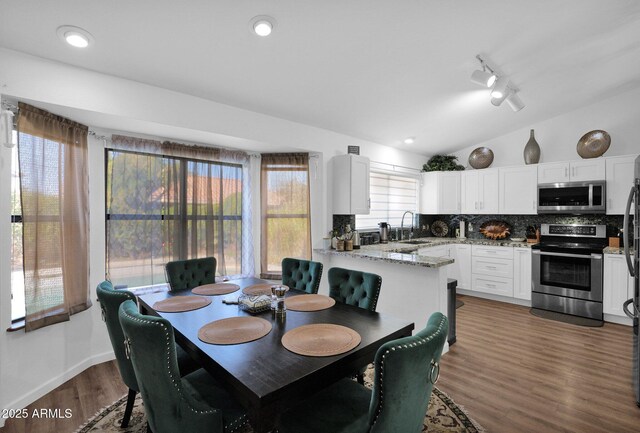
[623,155,640,407]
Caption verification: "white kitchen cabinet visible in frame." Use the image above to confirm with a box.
[603,254,633,319]
[461,169,499,214]
[419,171,461,214]
[471,245,514,297]
[454,244,472,290]
[513,248,532,300]
[499,166,537,214]
[606,155,637,215]
[538,159,605,184]
[332,154,370,215]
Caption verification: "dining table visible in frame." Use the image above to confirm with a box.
[137,277,415,433]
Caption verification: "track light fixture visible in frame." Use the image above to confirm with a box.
[470,55,497,88]
[470,54,525,112]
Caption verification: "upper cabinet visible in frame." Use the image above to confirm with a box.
[606,155,637,215]
[538,159,606,184]
[499,166,538,214]
[419,171,461,214]
[461,169,499,214]
[332,154,370,215]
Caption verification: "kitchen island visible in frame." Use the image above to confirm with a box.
[313,239,455,351]
[314,237,535,350]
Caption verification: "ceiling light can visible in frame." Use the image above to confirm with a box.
[250,15,276,37]
[56,25,94,48]
[403,137,415,145]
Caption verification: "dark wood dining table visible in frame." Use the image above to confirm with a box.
[137,277,414,433]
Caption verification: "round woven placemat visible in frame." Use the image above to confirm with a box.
[192,283,240,296]
[281,323,361,357]
[243,283,288,296]
[198,317,273,345]
[152,295,212,313]
[285,294,336,312]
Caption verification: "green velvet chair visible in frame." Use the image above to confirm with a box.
[96,281,198,427]
[328,267,382,313]
[165,257,216,292]
[281,258,323,294]
[328,267,383,384]
[276,312,448,433]
[118,300,249,433]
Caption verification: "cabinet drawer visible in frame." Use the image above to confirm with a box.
[472,256,513,278]
[472,274,514,297]
[472,245,514,259]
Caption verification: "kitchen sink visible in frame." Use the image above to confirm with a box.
[398,240,432,245]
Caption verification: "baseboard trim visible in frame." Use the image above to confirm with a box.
[603,313,633,326]
[457,289,532,307]
[0,350,115,428]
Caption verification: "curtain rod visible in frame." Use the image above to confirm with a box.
[370,160,421,173]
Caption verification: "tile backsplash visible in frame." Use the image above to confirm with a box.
[420,214,629,239]
[333,213,631,241]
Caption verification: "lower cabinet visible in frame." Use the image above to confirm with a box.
[603,254,634,319]
[470,245,514,297]
[513,248,532,300]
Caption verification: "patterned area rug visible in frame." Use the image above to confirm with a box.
[76,366,484,433]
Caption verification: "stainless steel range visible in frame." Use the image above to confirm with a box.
[531,224,607,321]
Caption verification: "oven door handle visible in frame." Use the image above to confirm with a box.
[532,250,598,260]
[623,186,635,277]
[623,298,638,320]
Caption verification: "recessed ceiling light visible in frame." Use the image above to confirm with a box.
[250,16,276,37]
[403,137,415,145]
[56,25,93,48]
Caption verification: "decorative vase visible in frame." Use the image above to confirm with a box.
[523,129,540,165]
[468,147,494,169]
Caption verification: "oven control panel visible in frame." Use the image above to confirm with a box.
[541,224,606,238]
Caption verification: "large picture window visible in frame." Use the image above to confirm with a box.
[260,153,311,278]
[106,146,244,289]
[356,170,418,230]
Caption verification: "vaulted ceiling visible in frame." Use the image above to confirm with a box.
[1,0,639,155]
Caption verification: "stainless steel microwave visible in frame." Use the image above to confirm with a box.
[537,181,606,214]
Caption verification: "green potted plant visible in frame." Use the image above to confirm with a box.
[422,155,465,172]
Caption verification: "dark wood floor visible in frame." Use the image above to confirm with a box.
[437,295,640,433]
[0,361,126,433]
[3,295,640,432]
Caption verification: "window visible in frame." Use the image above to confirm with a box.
[260,154,311,278]
[16,102,91,331]
[356,170,418,230]
[105,149,244,289]
[10,133,25,322]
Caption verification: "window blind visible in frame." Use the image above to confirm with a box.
[356,171,418,230]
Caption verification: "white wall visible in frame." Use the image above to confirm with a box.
[453,86,640,168]
[0,47,428,421]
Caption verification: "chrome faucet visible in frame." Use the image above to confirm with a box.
[400,211,415,241]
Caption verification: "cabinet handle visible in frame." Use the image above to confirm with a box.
[565,167,568,177]
[486,283,496,288]
[486,266,497,270]
[368,198,371,209]
[480,201,483,209]
[572,167,575,177]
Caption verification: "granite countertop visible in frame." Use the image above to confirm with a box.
[604,246,635,255]
[314,237,537,269]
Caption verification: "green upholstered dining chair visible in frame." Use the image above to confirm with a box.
[165,257,216,292]
[118,300,249,433]
[281,258,323,294]
[96,281,198,427]
[328,267,383,384]
[328,267,382,312]
[276,312,448,433]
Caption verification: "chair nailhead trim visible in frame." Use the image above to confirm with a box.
[370,315,447,428]
[121,308,220,416]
